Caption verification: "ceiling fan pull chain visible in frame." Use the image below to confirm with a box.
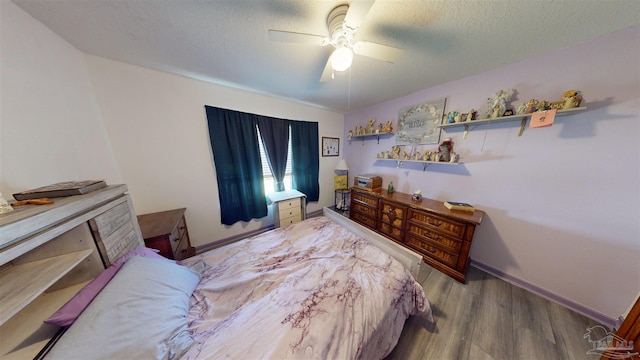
[347,67,352,111]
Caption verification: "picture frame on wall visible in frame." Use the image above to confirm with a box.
[396,98,446,145]
[322,137,339,157]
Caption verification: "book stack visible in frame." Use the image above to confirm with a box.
[13,180,107,200]
[444,201,475,212]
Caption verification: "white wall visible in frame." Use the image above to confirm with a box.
[344,26,640,326]
[84,56,344,247]
[0,1,122,193]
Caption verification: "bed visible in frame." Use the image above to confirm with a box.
[44,211,432,359]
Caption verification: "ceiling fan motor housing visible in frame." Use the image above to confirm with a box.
[327,5,353,48]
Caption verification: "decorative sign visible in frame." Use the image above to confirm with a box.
[529,109,557,128]
[396,98,446,145]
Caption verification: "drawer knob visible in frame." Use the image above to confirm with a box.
[173,237,179,242]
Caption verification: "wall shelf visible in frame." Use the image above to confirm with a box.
[375,158,461,171]
[438,106,586,138]
[349,132,394,144]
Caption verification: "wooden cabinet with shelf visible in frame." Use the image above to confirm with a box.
[438,106,586,137]
[137,208,195,261]
[349,187,484,282]
[0,184,144,359]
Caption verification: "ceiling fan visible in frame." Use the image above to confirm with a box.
[268,1,404,82]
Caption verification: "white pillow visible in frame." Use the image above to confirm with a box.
[46,255,201,360]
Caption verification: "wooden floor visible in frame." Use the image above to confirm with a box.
[386,264,603,360]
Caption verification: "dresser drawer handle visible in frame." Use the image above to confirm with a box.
[427,246,437,253]
[173,237,180,242]
[427,219,442,226]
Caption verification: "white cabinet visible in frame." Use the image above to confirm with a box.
[267,190,307,228]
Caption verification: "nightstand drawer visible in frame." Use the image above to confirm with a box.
[280,214,302,227]
[279,205,301,220]
[278,197,301,211]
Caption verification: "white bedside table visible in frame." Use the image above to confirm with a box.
[267,190,307,228]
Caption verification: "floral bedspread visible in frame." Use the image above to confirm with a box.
[180,216,432,360]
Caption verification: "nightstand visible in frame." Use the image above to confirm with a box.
[267,190,307,228]
[137,208,195,260]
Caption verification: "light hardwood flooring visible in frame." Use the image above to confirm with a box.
[386,264,603,360]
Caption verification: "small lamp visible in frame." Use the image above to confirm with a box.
[335,158,349,185]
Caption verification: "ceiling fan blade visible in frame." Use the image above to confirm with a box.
[268,30,326,46]
[353,41,404,63]
[344,0,375,30]
[320,57,334,82]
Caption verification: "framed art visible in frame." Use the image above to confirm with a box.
[322,137,339,157]
[396,98,446,145]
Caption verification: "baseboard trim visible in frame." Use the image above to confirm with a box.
[470,259,616,329]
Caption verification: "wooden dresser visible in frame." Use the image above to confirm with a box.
[350,188,484,283]
[0,184,144,359]
[267,190,307,228]
[137,208,195,261]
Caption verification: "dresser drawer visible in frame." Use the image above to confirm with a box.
[406,234,459,268]
[351,190,379,207]
[351,211,377,229]
[407,209,467,240]
[406,223,462,253]
[351,202,377,219]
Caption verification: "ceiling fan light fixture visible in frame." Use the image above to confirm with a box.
[331,46,353,72]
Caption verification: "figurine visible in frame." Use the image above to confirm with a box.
[348,130,353,139]
[525,99,538,113]
[454,112,463,123]
[485,88,515,118]
[385,121,393,133]
[438,138,453,162]
[366,118,376,134]
[536,100,548,112]
[562,90,580,109]
[466,110,475,122]
[447,111,458,124]
[449,152,458,163]
[391,146,401,159]
[491,105,501,118]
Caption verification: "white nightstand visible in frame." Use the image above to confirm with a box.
[267,190,307,228]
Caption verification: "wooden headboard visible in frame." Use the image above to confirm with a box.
[0,184,144,359]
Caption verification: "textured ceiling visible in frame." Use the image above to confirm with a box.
[12,0,640,114]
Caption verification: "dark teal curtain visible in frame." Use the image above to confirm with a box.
[205,106,267,225]
[257,116,290,192]
[290,120,319,202]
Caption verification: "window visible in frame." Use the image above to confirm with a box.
[257,128,293,193]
